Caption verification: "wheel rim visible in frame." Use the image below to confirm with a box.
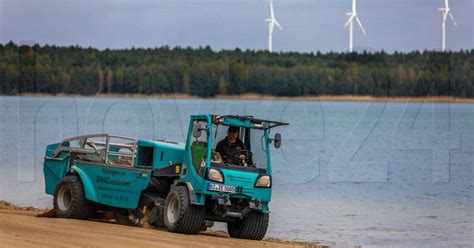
[166,196,179,224]
[57,185,72,211]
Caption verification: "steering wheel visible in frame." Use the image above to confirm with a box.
[230,149,253,167]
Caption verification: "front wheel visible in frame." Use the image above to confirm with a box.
[53,175,94,219]
[164,186,204,234]
[227,211,269,240]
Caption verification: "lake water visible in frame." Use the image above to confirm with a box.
[0,96,472,247]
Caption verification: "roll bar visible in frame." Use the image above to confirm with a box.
[49,134,136,167]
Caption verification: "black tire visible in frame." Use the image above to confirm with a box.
[53,175,95,220]
[148,205,165,228]
[164,186,204,234]
[227,211,269,240]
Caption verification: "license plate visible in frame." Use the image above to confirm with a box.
[207,183,236,193]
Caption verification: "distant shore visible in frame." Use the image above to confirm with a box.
[10,93,474,103]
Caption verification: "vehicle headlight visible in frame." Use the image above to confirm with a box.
[208,168,223,183]
[255,175,271,187]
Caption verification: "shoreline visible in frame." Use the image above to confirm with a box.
[0,200,326,248]
[7,93,474,103]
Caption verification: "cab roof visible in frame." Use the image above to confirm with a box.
[192,114,289,130]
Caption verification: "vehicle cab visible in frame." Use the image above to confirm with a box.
[179,115,287,220]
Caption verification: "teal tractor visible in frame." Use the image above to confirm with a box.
[43,115,288,240]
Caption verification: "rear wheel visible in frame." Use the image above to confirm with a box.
[148,204,165,228]
[164,186,204,234]
[54,175,94,219]
[227,211,269,240]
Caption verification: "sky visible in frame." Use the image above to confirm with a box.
[0,0,472,53]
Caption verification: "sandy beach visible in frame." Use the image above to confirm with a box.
[0,201,324,248]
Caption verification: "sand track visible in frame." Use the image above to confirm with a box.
[0,208,320,248]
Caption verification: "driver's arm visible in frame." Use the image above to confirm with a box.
[215,141,226,160]
[241,141,247,151]
[238,140,247,160]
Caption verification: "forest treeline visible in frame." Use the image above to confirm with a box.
[0,42,472,97]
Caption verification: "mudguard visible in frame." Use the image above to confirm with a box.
[70,165,99,202]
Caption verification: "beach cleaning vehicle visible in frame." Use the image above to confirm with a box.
[43,115,288,240]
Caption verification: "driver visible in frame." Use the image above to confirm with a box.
[215,126,247,164]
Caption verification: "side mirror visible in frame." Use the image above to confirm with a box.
[274,133,282,148]
[192,123,202,138]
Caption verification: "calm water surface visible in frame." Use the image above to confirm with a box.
[0,96,472,247]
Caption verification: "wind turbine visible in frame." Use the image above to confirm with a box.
[344,0,366,52]
[438,0,457,51]
[265,0,283,52]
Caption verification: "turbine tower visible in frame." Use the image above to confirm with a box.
[344,0,366,52]
[266,0,282,52]
[438,0,457,51]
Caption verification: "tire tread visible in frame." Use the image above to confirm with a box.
[54,175,94,220]
[227,211,269,240]
[164,186,204,234]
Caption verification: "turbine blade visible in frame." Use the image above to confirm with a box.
[344,20,350,28]
[270,0,275,19]
[344,15,355,27]
[355,16,367,36]
[449,11,457,26]
[275,20,283,30]
[353,0,356,13]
